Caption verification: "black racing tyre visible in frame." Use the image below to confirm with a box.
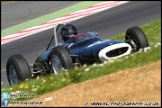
[50,45,74,75]
[125,26,149,51]
[6,54,32,85]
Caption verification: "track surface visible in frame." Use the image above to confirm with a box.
[1,1,79,30]
[1,1,161,87]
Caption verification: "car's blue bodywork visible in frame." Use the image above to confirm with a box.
[65,32,125,62]
[33,24,132,72]
[35,31,126,65]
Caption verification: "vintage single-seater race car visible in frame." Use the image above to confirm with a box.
[6,23,149,85]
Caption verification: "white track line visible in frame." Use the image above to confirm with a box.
[1,1,129,45]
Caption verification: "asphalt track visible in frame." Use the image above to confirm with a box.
[1,1,161,87]
[1,1,79,30]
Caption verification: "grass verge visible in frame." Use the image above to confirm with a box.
[1,19,161,101]
[1,1,16,5]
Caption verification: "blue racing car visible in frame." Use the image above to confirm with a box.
[6,23,149,85]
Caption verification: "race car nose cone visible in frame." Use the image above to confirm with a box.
[99,43,132,62]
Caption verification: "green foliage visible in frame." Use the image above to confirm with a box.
[68,68,83,83]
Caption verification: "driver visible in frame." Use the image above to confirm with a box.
[60,23,78,42]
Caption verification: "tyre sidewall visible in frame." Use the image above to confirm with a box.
[50,46,74,73]
[126,27,149,50]
[6,55,31,85]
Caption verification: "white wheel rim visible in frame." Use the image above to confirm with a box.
[51,55,62,75]
[9,65,18,85]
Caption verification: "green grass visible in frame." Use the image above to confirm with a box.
[1,1,15,5]
[1,1,102,38]
[1,19,161,101]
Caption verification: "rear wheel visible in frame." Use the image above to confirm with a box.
[50,46,74,75]
[125,26,149,51]
[6,54,32,85]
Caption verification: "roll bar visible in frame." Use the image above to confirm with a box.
[46,23,64,51]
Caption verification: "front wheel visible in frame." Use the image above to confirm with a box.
[6,54,32,85]
[125,26,149,51]
[50,46,74,75]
